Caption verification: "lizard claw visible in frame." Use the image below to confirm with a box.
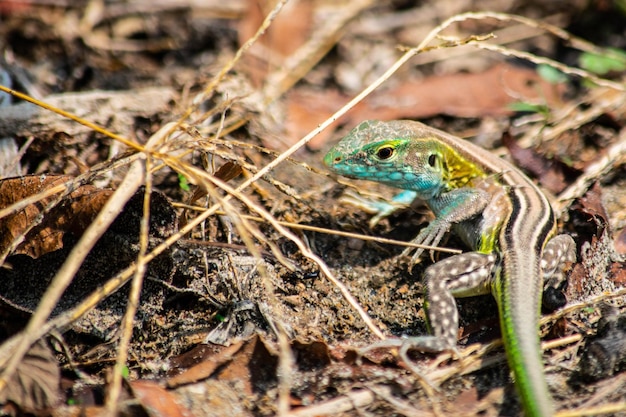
[402,219,452,264]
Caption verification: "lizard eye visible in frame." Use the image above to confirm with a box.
[428,153,437,167]
[376,146,394,160]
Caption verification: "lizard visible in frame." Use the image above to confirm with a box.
[323,119,576,416]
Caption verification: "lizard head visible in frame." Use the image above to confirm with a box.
[324,120,451,199]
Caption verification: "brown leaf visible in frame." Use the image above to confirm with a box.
[166,336,278,397]
[0,1,32,15]
[188,162,243,206]
[214,336,278,396]
[0,340,62,412]
[566,184,610,283]
[0,175,112,258]
[578,182,610,231]
[292,340,331,371]
[502,131,578,194]
[284,89,350,151]
[214,161,243,183]
[166,342,244,389]
[0,187,177,316]
[453,388,481,412]
[376,62,563,119]
[130,380,194,417]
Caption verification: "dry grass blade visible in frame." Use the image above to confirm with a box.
[104,161,153,415]
[0,85,144,151]
[472,42,625,92]
[174,206,463,254]
[285,389,377,417]
[540,287,626,327]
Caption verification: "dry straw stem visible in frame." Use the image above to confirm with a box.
[540,287,626,328]
[556,401,626,417]
[286,389,378,417]
[184,0,377,139]
[460,11,625,92]
[0,85,144,152]
[104,161,154,415]
[516,87,626,148]
[176,206,462,254]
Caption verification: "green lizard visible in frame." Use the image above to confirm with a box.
[324,120,576,417]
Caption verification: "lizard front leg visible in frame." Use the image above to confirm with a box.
[403,187,492,263]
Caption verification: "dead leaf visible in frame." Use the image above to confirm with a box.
[0,1,31,15]
[166,336,278,397]
[0,187,177,316]
[166,342,244,389]
[130,380,194,417]
[188,161,243,205]
[375,62,563,119]
[577,182,610,235]
[502,131,578,194]
[292,340,331,371]
[0,340,62,412]
[610,262,626,285]
[284,88,350,151]
[215,335,278,396]
[0,175,112,258]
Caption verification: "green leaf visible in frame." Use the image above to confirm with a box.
[579,48,626,75]
[508,101,550,116]
[537,64,567,84]
[178,173,190,192]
